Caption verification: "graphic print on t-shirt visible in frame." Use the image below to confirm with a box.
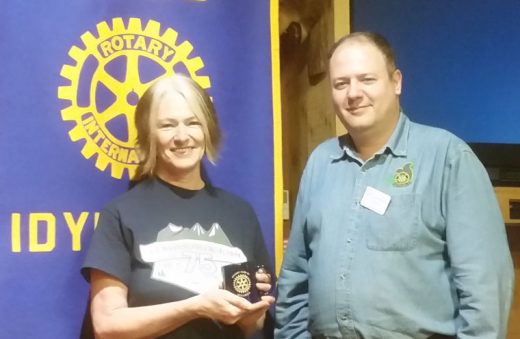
[139,222,247,294]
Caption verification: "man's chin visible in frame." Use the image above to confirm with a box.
[343,122,374,136]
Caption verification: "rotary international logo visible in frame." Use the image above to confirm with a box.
[232,271,252,296]
[58,17,210,179]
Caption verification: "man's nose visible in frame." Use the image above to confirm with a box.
[346,80,361,99]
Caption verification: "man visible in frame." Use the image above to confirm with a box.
[275,32,514,338]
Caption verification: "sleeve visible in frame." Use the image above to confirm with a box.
[275,161,313,339]
[81,205,133,285]
[443,142,514,338]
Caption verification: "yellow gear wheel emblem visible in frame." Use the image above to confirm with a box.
[232,271,252,296]
[58,17,210,179]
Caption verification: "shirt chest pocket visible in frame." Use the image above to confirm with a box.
[364,194,419,251]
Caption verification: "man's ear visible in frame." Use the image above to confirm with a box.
[393,69,403,95]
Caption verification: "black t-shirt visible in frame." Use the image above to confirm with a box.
[82,177,272,339]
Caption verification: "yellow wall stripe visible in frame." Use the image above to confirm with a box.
[270,0,284,275]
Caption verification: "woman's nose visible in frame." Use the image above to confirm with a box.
[173,124,189,141]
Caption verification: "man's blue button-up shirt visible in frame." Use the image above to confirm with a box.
[275,113,514,339]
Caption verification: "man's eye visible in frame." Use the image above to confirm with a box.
[335,81,348,89]
[362,78,376,83]
[189,121,201,126]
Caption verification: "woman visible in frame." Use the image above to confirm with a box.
[81,74,274,338]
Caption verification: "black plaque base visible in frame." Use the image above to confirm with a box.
[221,262,260,303]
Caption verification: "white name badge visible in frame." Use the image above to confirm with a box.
[360,186,391,215]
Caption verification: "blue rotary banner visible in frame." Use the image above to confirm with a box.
[0,1,280,337]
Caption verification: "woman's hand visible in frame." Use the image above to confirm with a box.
[237,295,275,337]
[255,265,273,295]
[194,289,254,325]
[196,266,275,336]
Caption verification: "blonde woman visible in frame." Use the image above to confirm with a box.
[82,75,274,339]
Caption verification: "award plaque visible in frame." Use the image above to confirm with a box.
[221,261,260,302]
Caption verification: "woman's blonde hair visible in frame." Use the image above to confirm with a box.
[133,74,221,180]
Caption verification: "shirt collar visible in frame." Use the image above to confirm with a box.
[330,134,352,160]
[330,112,410,161]
[385,112,409,157]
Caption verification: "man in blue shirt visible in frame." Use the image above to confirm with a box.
[275,32,514,338]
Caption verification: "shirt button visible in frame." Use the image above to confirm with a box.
[347,238,352,243]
